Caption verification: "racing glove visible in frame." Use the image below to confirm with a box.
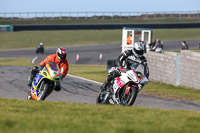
[38,65,43,71]
[138,84,144,91]
[59,74,64,80]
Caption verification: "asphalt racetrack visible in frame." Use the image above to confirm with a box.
[0,40,200,111]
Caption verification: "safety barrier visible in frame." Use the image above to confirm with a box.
[13,22,200,31]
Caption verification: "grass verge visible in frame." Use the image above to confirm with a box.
[1,29,200,50]
[0,98,200,133]
[1,58,200,103]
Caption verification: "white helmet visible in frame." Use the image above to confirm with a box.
[40,42,43,46]
[132,42,144,57]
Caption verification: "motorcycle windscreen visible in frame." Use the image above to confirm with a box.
[130,64,148,84]
[46,62,61,78]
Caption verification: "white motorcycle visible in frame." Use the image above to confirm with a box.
[96,61,148,106]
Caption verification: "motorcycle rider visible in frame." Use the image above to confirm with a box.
[101,42,149,90]
[27,47,69,91]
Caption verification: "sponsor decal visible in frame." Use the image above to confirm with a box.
[116,77,125,87]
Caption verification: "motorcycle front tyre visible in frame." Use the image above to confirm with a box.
[27,87,33,100]
[120,86,138,106]
[37,83,50,100]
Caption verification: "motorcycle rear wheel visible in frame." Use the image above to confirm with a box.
[96,89,109,104]
[120,86,138,106]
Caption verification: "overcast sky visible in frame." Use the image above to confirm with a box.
[1,0,200,12]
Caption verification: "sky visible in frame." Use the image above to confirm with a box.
[1,0,200,13]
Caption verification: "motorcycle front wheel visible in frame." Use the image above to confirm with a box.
[37,83,50,100]
[120,86,138,106]
[27,87,33,100]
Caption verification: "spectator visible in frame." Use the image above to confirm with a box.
[152,39,163,53]
[127,33,133,45]
[181,41,188,50]
[140,41,146,53]
[149,40,156,51]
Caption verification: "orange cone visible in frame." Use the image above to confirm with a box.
[99,53,103,60]
[76,54,80,61]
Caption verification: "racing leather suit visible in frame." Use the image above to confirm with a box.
[39,54,68,77]
[101,50,149,89]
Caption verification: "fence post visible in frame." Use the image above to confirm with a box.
[51,12,54,20]
[60,12,62,20]
[94,12,96,20]
[85,12,87,20]
[11,13,13,20]
[112,12,113,19]
[176,54,181,86]
[188,11,191,18]
[3,13,6,20]
[77,12,79,20]
[34,12,36,20]
[68,12,70,20]
[27,12,29,19]
[43,12,45,20]
[19,12,21,20]
[171,12,173,19]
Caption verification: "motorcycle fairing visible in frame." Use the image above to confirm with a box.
[30,63,59,100]
[31,73,45,100]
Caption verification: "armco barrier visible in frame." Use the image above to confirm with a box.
[13,22,200,31]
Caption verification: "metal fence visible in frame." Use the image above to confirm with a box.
[0,11,200,20]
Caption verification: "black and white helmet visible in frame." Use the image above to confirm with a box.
[132,42,144,57]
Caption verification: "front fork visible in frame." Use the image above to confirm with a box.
[125,83,130,94]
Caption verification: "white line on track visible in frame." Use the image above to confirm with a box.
[67,74,102,85]
[32,56,38,64]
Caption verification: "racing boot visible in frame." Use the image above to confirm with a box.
[27,66,39,87]
[54,82,61,91]
[27,75,34,87]
[100,73,113,90]
[100,80,109,90]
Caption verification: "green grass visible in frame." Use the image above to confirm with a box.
[144,81,200,102]
[1,28,200,50]
[0,30,121,50]
[153,29,200,41]
[0,58,33,66]
[68,64,107,82]
[0,98,200,133]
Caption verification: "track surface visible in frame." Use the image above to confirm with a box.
[0,40,200,111]
[0,66,200,111]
